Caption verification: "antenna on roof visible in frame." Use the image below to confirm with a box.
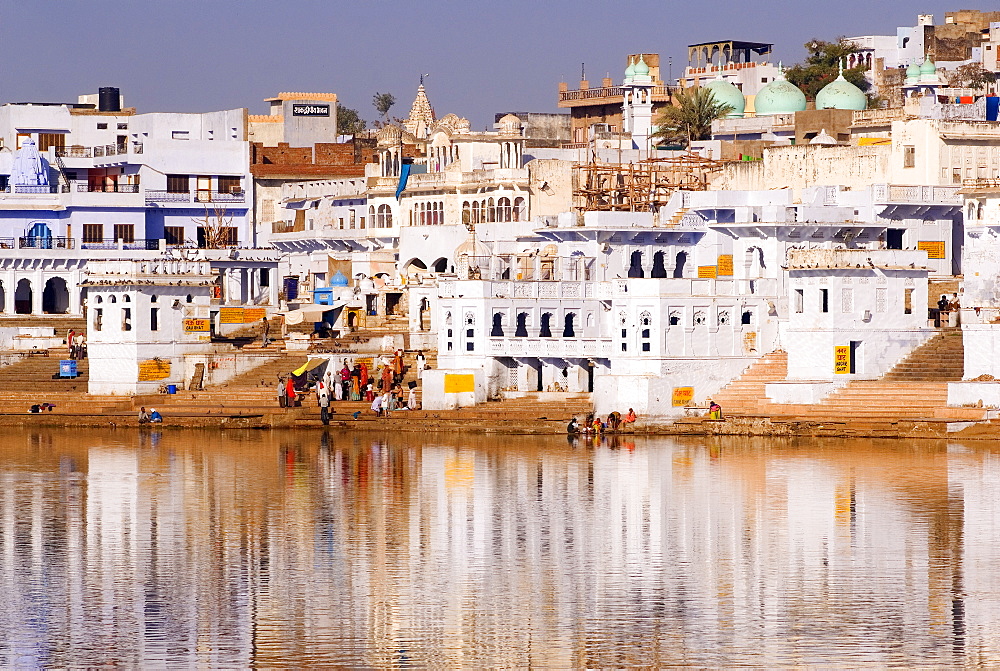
[581,62,585,80]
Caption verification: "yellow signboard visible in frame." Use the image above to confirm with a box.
[917,240,945,260]
[717,255,734,276]
[443,373,475,394]
[834,345,851,374]
[672,386,695,407]
[698,265,718,279]
[183,318,210,332]
[858,137,891,146]
[743,331,757,354]
[138,359,171,381]
[219,307,244,324]
[244,307,267,323]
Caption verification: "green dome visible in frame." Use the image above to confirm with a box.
[753,67,806,116]
[704,78,745,118]
[624,60,636,80]
[905,61,921,82]
[633,55,650,77]
[815,72,867,111]
[919,55,936,75]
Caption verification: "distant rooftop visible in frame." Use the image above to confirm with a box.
[687,40,772,66]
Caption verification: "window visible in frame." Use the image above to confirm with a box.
[186,294,193,303]
[903,145,915,168]
[349,210,356,229]
[113,224,135,243]
[94,308,103,331]
[83,224,104,243]
[377,204,392,228]
[164,226,185,245]
[842,288,854,313]
[820,288,829,313]
[96,122,109,130]
[37,133,65,152]
[904,288,913,314]
[218,176,242,194]
[794,289,804,313]
[260,268,270,288]
[359,216,365,229]
[122,307,132,331]
[166,174,189,193]
[117,123,128,130]
[150,308,159,331]
[876,287,887,313]
[172,130,190,140]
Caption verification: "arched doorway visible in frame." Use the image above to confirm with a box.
[419,297,431,331]
[515,312,528,337]
[651,251,667,278]
[673,251,687,278]
[539,312,553,338]
[27,222,52,249]
[627,251,644,278]
[491,312,504,337]
[433,258,449,273]
[0,280,5,313]
[42,277,70,314]
[14,279,33,314]
[563,312,576,338]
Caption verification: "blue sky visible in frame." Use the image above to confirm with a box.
[0,0,964,128]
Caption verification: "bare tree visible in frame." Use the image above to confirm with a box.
[191,203,235,249]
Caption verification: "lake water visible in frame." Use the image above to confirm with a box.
[1,428,999,667]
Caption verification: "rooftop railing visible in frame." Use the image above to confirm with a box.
[76,182,140,193]
[80,238,161,250]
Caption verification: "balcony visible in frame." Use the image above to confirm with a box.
[558,85,673,105]
[851,107,913,127]
[76,183,140,193]
[5,185,63,194]
[80,238,161,251]
[145,190,246,205]
[872,184,963,204]
[963,178,1000,191]
[18,237,74,250]
[489,337,614,358]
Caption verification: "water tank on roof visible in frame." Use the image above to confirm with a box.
[98,87,121,112]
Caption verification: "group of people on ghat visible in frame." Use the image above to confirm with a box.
[567,408,638,435]
[276,349,427,424]
[65,329,87,360]
[936,293,961,327]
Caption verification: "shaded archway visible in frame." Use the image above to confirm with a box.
[42,277,70,314]
[14,279,32,314]
[539,312,553,338]
[515,312,528,337]
[491,312,504,337]
[0,280,5,313]
[651,251,667,278]
[433,257,449,273]
[627,251,644,278]
[563,312,576,338]
[673,251,687,278]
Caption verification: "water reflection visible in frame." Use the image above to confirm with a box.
[1,430,999,666]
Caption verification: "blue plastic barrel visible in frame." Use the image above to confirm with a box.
[167,384,177,394]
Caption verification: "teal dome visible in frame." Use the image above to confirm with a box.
[905,61,921,83]
[919,55,936,75]
[753,67,806,116]
[815,70,867,111]
[633,55,650,77]
[330,271,348,287]
[704,77,746,118]
[624,60,636,80]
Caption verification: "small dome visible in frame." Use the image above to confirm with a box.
[633,55,650,77]
[905,61,921,83]
[624,60,636,81]
[704,78,746,118]
[815,68,867,111]
[919,55,936,75]
[330,271,348,287]
[809,128,837,145]
[753,65,807,116]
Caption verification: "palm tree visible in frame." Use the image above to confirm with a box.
[651,87,734,148]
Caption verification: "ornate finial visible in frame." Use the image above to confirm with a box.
[420,73,429,86]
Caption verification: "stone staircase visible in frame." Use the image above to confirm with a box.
[0,348,89,393]
[710,351,788,415]
[705,330,985,424]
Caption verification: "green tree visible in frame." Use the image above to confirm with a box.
[337,103,366,135]
[785,38,871,101]
[372,92,396,122]
[949,62,996,89]
[651,87,734,147]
